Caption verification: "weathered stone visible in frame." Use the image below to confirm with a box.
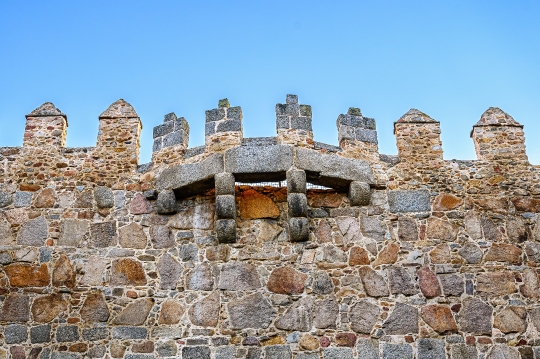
[110,258,147,286]
[239,189,279,219]
[52,254,75,288]
[158,300,184,325]
[112,326,147,339]
[275,297,313,331]
[186,262,214,291]
[388,266,417,295]
[74,189,93,208]
[34,188,56,208]
[216,218,237,243]
[493,306,527,333]
[87,346,106,358]
[80,291,110,323]
[89,221,117,247]
[158,253,182,290]
[485,243,522,264]
[94,186,114,208]
[398,217,418,241]
[418,267,442,298]
[525,241,540,262]
[289,217,309,242]
[218,262,261,290]
[429,243,451,264]
[228,293,276,329]
[169,201,214,229]
[350,300,379,334]
[481,216,502,241]
[426,217,457,240]
[17,216,48,246]
[433,193,463,211]
[82,327,108,341]
[216,194,237,219]
[372,242,399,267]
[9,346,25,359]
[417,338,445,359]
[439,274,464,296]
[299,334,319,351]
[182,346,211,359]
[30,324,51,344]
[5,324,27,344]
[189,291,220,327]
[312,270,334,294]
[450,344,478,359]
[110,343,126,358]
[58,219,88,246]
[520,268,540,298]
[0,216,14,245]
[323,348,354,359]
[4,263,49,287]
[56,325,79,342]
[477,271,516,296]
[267,266,307,295]
[31,294,68,322]
[179,243,199,261]
[387,190,430,213]
[507,216,529,242]
[149,225,174,248]
[130,193,152,214]
[14,191,32,207]
[0,190,12,207]
[458,297,492,335]
[155,190,177,214]
[156,341,177,357]
[382,302,418,335]
[421,304,458,333]
[215,172,235,195]
[381,343,413,359]
[113,298,153,325]
[287,168,306,194]
[349,181,371,206]
[225,144,292,174]
[357,338,379,359]
[464,212,483,240]
[118,222,147,249]
[359,266,389,297]
[349,246,370,265]
[215,346,235,359]
[512,196,540,212]
[311,193,343,208]
[288,192,308,217]
[486,345,520,359]
[156,153,224,191]
[80,256,108,286]
[458,242,483,264]
[313,297,339,329]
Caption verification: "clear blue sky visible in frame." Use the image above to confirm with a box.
[1,1,540,164]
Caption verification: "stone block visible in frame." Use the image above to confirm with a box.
[218,262,260,290]
[323,348,354,359]
[82,328,108,341]
[155,190,177,214]
[5,324,27,344]
[288,193,308,217]
[357,338,379,359]
[382,302,419,335]
[276,115,289,129]
[163,131,186,147]
[182,346,210,359]
[0,293,30,322]
[152,138,162,152]
[17,216,48,246]
[451,344,478,359]
[94,186,114,208]
[51,352,80,359]
[216,119,242,132]
[289,217,309,242]
[153,121,174,138]
[349,181,371,206]
[156,341,177,357]
[295,147,375,184]
[30,324,51,344]
[265,345,292,359]
[225,145,293,175]
[89,221,117,247]
[291,116,312,131]
[216,195,236,219]
[382,343,413,359]
[0,190,12,208]
[215,172,235,195]
[55,325,79,342]
[286,94,298,104]
[205,122,215,136]
[417,338,445,359]
[387,190,431,212]
[356,128,378,143]
[228,293,276,329]
[112,327,147,339]
[286,168,306,194]
[58,219,89,247]
[216,219,237,243]
[14,191,33,207]
[206,108,226,122]
[156,153,224,191]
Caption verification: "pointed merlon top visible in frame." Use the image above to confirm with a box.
[396,108,437,123]
[99,99,139,119]
[473,107,522,127]
[26,102,67,122]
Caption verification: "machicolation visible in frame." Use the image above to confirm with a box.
[1,95,540,358]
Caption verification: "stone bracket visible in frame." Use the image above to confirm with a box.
[215,173,236,243]
[287,169,309,242]
[349,181,371,206]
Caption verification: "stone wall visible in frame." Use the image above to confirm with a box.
[1,96,540,359]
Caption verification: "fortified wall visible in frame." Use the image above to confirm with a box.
[1,95,540,359]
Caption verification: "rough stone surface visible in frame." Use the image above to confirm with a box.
[382,343,413,359]
[110,258,147,286]
[118,222,147,249]
[4,263,49,287]
[458,297,493,335]
[80,291,110,322]
[157,253,182,290]
[94,186,114,208]
[89,221,117,247]
[17,216,48,246]
[188,291,220,327]
[149,224,174,248]
[417,338,445,359]
[155,189,177,214]
[359,266,389,297]
[418,267,442,298]
[113,298,153,325]
[31,294,68,322]
[267,266,307,295]
[228,293,276,329]
[239,189,279,219]
[58,219,88,246]
[186,262,214,291]
[421,304,458,333]
[52,254,75,287]
[313,297,339,329]
[382,302,419,335]
[350,300,379,334]
[218,262,261,290]
[275,297,313,331]
[387,190,430,212]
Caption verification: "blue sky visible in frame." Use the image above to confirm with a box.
[1,1,539,164]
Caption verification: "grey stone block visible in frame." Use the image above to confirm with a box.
[125,355,154,359]
[174,117,189,132]
[387,190,431,213]
[17,215,48,246]
[56,325,79,342]
[205,122,215,136]
[89,221,117,247]
[216,219,236,243]
[5,324,28,344]
[276,115,289,129]
[299,104,312,116]
[246,348,262,359]
[287,168,306,194]
[242,137,278,146]
[14,191,33,207]
[451,344,478,359]
[182,346,211,359]
[185,145,205,158]
[357,338,379,359]
[94,186,114,208]
[291,116,312,131]
[265,345,292,359]
[137,162,153,173]
[163,131,186,147]
[215,172,235,195]
[295,147,375,184]
[215,346,236,359]
[314,141,341,153]
[216,195,236,219]
[323,348,354,359]
[156,153,224,191]
[155,190,177,215]
[338,125,356,142]
[153,138,162,152]
[164,112,177,122]
[364,117,376,129]
[216,119,242,133]
[276,103,288,116]
[289,217,309,242]
[82,327,108,341]
[227,106,242,122]
[356,128,378,144]
[206,108,225,122]
[286,94,298,104]
[51,353,80,359]
[30,324,51,344]
[285,103,299,116]
[112,326,147,339]
[224,145,293,175]
[296,354,319,359]
[288,193,308,217]
[40,347,52,359]
[417,338,445,359]
[156,340,177,357]
[153,122,174,138]
[0,251,11,264]
[87,345,106,358]
[0,190,12,207]
[143,189,157,200]
[382,343,413,359]
[349,181,371,206]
